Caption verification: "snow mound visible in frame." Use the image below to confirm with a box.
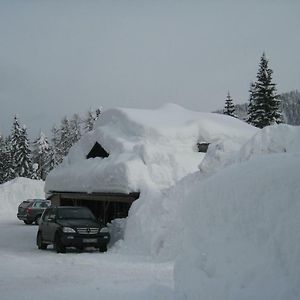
[120,124,300,264]
[0,178,45,220]
[45,104,256,194]
[233,123,300,162]
[174,153,300,300]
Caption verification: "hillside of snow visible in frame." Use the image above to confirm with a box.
[0,178,45,220]
[117,124,300,300]
[0,120,299,299]
[45,103,257,194]
[174,151,300,300]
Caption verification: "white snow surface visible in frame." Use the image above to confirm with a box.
[45,103,257,194]
[0,121,300,299]
[174,152,300,300]
[0,179,173,300]
[121,124,300,299]
[0,177,45,220]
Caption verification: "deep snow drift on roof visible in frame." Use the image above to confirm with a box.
[119,124,300,260]
[45,104,257,194]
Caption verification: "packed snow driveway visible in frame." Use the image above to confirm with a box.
[0,219,174,300]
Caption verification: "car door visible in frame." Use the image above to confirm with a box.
[40,208,50,239]
[47,208,59,242]
[41,208,56,241]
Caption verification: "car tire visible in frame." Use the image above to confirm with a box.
[99,244,107,253]
[24,220,33,225]
[55,232,66,254]
[37,231,47,250]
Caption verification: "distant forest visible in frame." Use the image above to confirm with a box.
[0,108,101,184]
[217,90,300,126]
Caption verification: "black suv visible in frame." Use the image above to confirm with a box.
[36,206,110,253]
[17,199,51,225]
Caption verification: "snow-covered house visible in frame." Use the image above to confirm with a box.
[45,104,257,223]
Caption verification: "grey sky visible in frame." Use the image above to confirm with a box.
[0,0,299,138]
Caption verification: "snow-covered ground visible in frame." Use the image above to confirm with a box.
[0,179,173,300]
[0,177,45,220]
[1,117,299,299]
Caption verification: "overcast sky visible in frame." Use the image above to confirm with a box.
[0,0,299,137]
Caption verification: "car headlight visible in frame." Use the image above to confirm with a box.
[62,227,76,233]
[100,227,109,233]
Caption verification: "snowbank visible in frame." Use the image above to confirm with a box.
[174,152,300,300]
[0,178,45,220]
[45,104,257,194]
[120,124,300,265]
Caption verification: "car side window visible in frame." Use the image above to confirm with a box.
[34,202,48,208]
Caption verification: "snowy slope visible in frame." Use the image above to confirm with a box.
[45,104,257,194]
[174,152,300,300]
[119,124,300,265]
[0,177,45,220]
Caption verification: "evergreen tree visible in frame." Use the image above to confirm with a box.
[49,126,61,167]
[32,131,50,180]
[0,134,6,184]
[58,117,72,160]
[15,126,33,178]
[83,108,102,132]
[10,115,22,177]
[247,53,282,128]
[70,113,82,145]
[84,110,95,132]
[2,136,14,182]
[247,82,257,125]
[223,91,236,117]
[95,108,102,120]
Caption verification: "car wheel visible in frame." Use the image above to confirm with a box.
[55,233,66,254]
[99,244,107,253]
[35,216,41,225]
[37,231,47,250]
[24,220,33,225]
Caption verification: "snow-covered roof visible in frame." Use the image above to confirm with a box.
[45,103,258,194]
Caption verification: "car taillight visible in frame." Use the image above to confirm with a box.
[26,207,32,214]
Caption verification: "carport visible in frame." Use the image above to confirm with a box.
[48,191,140,224]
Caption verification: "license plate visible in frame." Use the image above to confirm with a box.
[82,238,97,243]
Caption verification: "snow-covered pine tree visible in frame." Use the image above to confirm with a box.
[247,53,282,128]
[0,133,6,184]
[32,131,50,180]
[10,115,23,177]
[223,91,236,117]
[247,82,257,125]
[15,126,33,178]
[49,126,62,167]
[84,110,95,132]
[95,108,102,120]
[70,113,82,145]
[2,136,14,182]
[58,117,73,160]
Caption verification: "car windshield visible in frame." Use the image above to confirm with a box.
[57,208,95,220]
[19,201,32,208]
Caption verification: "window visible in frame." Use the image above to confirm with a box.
[86,142,109,159]
[197,142,210,153]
